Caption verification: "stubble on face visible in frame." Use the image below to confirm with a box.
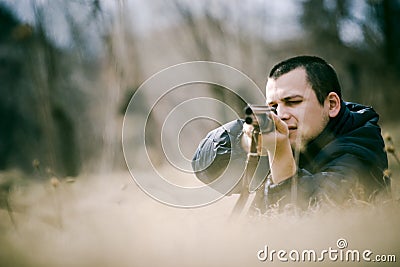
[292,108,329,152]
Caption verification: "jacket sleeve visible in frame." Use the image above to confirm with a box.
[191,119,247,184]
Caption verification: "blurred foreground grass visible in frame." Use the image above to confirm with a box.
[1,172,399,267]
[0,123,399,267]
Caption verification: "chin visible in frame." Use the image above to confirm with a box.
[290,138,306,152]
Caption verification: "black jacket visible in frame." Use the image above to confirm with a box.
[192,102,389,207]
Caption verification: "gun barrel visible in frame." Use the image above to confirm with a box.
[244,105,276,133]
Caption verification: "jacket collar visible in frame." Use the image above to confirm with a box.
[298,100,348,168]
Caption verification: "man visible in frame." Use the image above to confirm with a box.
[192,56,389,210]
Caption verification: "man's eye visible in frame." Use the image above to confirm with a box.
[288,100,302,105]
[270,104,278,109]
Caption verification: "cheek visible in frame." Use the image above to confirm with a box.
[307,111,329,134]
[298,107,327,134]
[291,106,313,126]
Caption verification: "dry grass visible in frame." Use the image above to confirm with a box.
[0,169,399,267]
[0,124,399,267]
[382,123,400,201]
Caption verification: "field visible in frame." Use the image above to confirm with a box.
[0,123,399,267]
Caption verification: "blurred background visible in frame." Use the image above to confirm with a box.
[1,1,400,266]
[0,0,399,178]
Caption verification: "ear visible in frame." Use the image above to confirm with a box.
[326,92,341,118]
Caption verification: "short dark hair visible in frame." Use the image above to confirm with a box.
[269,55,342,105]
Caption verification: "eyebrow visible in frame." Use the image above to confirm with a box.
[267,95,303,105]
[282,95,303,101]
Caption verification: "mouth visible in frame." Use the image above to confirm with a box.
[288,125,297,132]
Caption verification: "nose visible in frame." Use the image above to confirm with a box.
[276,105,291,120]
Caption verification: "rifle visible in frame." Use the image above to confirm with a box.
[229,105,276,218]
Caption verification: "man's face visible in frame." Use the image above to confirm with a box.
[266,68,330,150]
